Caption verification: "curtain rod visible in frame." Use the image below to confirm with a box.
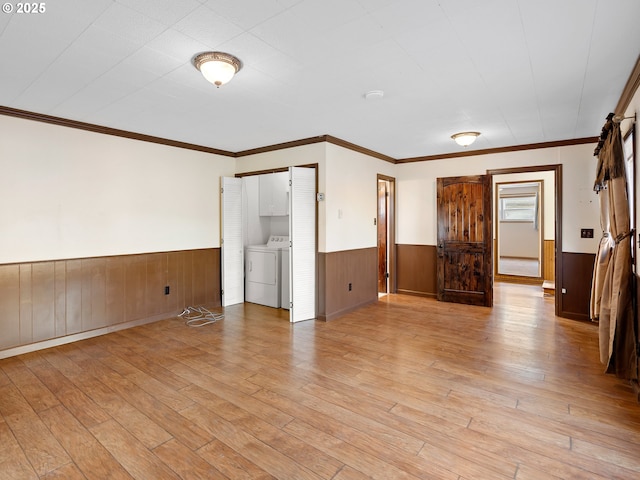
[613,114,636,123]
[594,113,635,156]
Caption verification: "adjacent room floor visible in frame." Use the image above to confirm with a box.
[1,283,639,479]
[497,256,541,277]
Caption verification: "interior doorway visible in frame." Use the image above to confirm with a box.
[377,175,396,295]
[221,166,318,322]
[495,180,544,282]
[488,165,562,317]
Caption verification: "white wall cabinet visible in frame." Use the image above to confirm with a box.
[259,172,289,216]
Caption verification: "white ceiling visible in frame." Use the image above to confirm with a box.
[1,0,639,159]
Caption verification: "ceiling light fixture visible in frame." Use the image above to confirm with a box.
[194,51,242,87]
[451,131,481,147]
[364,90,384,100]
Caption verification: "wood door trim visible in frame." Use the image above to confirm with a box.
[377,180,388,293]
[487,164,563,317]
[377,174,397,293]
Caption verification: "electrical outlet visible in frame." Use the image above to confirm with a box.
[580,228,594,238]
[348,283,352,291]
[164,285,170,295]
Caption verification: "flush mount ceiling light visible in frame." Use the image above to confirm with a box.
[194,51,242,87]
[364,90,384,100]
[451,131,481,147]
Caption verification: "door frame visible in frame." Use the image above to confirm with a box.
[229,164,319,317]
[377,174,396,294]
[487,164,563,317]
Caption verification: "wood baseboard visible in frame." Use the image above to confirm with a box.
[0,311,180,360]
[495,274,543,285]
[396,289,437,298]
[317,298,377,322]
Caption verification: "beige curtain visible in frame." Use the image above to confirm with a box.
[590,191,613,320]
[592,119,637,380]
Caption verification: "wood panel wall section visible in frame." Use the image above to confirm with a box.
[396,244,437,297]
[544,240,555,282]
[559,252,595,321]
[0,248,220,357]
[317,248,378,321]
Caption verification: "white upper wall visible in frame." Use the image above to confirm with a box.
[0,115,235,263]
[396,143,600,254]
[0,113,609,263]
[323,143,396,252]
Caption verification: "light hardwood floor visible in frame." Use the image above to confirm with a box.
[1,283,640,479]
[497,257,540,277]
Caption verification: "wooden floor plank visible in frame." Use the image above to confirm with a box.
[43,350,174,450]
[38,405,133,480]
[40,463,87,480]
[28,361,111,429]
[0,418,39,479]
[0,383,70,476]
[1,283,640,479]
[197,438,277,480]
[89,419,180,479]
[67,350,213,451]
[153,438,229,479]
[0,357,60,413]
[181,402,324,480]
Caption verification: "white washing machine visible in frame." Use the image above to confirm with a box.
[245,236,289,308]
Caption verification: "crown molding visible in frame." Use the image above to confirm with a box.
[1,105,600,164]
[396,137,598,163]
[234,136,327,157]
[0,106,236,157]
[324,135,396,163]
[616,54,640,115]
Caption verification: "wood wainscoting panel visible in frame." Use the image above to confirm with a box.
[54,261,67,338]
[0,248,221,358]
[65,259,83,336]
[396,244,437,297]
[105,256,126,329]
[32,261,56,342]
[0,264,20,349]
[544,240,555,282]
[146,252,168,318]
[318,248,377,321]
[560,252,595,321]
[124,254,148,323]
[19,264,33,345]
[82,257,108,331]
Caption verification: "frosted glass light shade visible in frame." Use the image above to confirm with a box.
[451,131,480,147]
[194,52,242,87]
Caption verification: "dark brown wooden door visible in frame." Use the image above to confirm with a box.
[437,175,492,306]
[377,180,388,293]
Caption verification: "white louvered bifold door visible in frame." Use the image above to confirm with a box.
[221,177,244,307]
[289,167,316,322]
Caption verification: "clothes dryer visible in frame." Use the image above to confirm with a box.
[245,236,289,308]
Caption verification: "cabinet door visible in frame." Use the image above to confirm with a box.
[259,172,289,216]
[259,174,273,216]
